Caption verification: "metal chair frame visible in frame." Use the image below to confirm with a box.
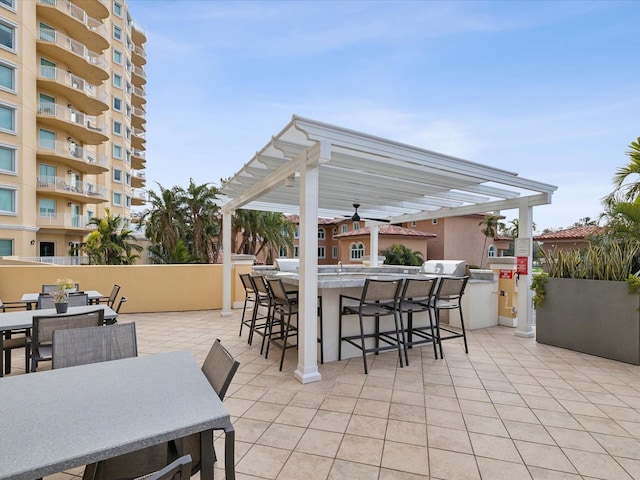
[433,276,470,358]
[397,277,439,363]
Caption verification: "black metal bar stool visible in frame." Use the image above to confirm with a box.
[397,276,439,364]
[433,276,469,358]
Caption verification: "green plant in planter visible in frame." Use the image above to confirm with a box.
[530,273,548,308]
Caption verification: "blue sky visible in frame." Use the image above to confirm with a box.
[128,0,639,231]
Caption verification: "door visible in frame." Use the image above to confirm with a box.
[40,241,54,257]
[39,93,55,115]
[40,57,56,80]
[71,203,80,227]
[38,128,55,152]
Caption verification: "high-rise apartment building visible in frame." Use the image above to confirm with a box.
[0,0,146,262]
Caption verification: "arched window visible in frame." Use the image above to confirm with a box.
[350,242,365,260]
[332,227,338,237]
[488,245,496,258]
[318,228,325,240]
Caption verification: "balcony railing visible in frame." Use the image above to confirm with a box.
[37,175,107,199]
[132,106,146,117]
[37,139,108,168]
[38,66,108,104]
[132,189,147,201]
[132,149,146,160]
[18,256,89,265]
[38,27,108,72]
[38,102,107,135]
[132,128,146,140]
[37,212,96,229]
[134,171,146,179]
[132,65,146,79]
[39,0,109,40]
[132,86,146,98]
[133,45,146,60]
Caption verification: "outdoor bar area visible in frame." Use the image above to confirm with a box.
[219,115,558,384]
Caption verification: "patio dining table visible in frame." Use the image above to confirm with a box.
[0,350,234,480]
[20,290,105,310]
[0,304,117,377]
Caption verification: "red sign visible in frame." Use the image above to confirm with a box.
[499,270,513,279]
[516,256,529,275]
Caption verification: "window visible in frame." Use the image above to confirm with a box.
[432,218,438,225]
[38,128,55,151]
[353,222,360,230]
[318,228,325,240]
[0,20,15,51]
[113,192,122,205]
[113,144,122,159]
[0,103,15,133]
[0,186,16,213]
[488,245,496,258]
[125,150,131,164]
[113,168,122,182]
[0,60,15,91]
[341,224,347,234]
[0,1,16,10]
[113,49,122,64]
[350,242,365,261]
[125,195,131,207]
[113,96,122,111]
[39,198,55,218]
[113,121,122,135]
[294,225,299,238]
[332,246,338,259]
[113,1,122,16]
[411,221,417,227]
[0,145,15,173]
[125,172,131,186]
[278,246,287,257]
[0,238,12,255]
[113,25,122,41]
[293,246,299,258]
[318,246,326,259]
[86,209,94,222]
[39,163,55,183]
[332,227,338,238]
[113,73,122,88]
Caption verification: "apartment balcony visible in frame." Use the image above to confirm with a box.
[72,0,109,20]
[131,44,146,67]
[37,0,109,52]
[131,170,146,188]
[131,127,146,150]
[36,176,108,204]
[131,106,146,130]
[131,22,147,44]
[37,27,109,84]
[37,66,108,115]
[131,64,146,86]
[131,189,147,206]
[37,102,108,145]
[131,86,146,108]
[36,212,96,231]
[131,149,146,170]
[37,139,108,175]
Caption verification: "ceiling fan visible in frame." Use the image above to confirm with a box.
[347,203,390,223]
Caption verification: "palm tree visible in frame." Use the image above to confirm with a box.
[232,210,294,263]
[478,214,501,267]
[82,209,142,264]
[141,184,185,263]
[603,137,640,207]
[381,244,424,266]
[176,179,220,262]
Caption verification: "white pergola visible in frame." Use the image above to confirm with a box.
[219,116,557,383]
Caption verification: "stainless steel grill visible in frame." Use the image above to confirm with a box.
[420,260,467,277]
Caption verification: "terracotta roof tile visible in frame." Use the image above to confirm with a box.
[335,225,437,238]
[534,225,603,241]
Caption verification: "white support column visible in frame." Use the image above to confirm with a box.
[515,202,534,337]
[221,210,233,317]
[294,151,322,384]
[370,224,380,267]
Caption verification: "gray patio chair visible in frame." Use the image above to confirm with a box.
[139,455,192,480]
[433,276,469,358]
[396,277,439,363]
[31,309,105,372]
[97,284,121,307]
[37,292,88,310]
[52,322,137,369]
[42,283,80,293]
[339,278,404,374]
[83,339,239,480]
[1,299,30,374]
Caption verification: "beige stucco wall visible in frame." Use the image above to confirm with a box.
[0,262,253,313]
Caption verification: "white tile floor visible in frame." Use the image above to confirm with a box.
[8,309,640,480]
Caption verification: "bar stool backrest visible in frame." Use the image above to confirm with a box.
[435,276,469,304]
[401,277,437,303]
[266,278,292,305]
[240,273,255,296]
[361,278,403,305]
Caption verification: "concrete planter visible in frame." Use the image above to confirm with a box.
[536,277,640,365]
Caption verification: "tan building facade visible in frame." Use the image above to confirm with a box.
[0,0,146,261]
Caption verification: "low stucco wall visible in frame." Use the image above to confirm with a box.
[0,263,254,313]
